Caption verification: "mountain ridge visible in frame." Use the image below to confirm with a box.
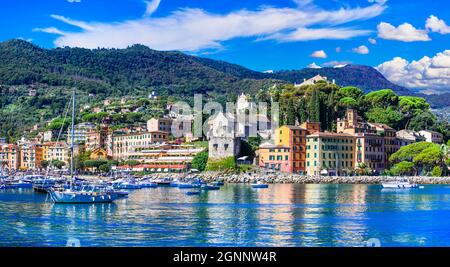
[0,39,447,108]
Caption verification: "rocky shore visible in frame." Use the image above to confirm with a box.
[136,171,450,184]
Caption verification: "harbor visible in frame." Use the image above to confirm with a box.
[1,183,450,246]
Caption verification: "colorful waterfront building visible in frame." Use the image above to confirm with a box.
[111,131,169,160]
[354,133,385,174]
[258,144,292,172]
[369,123,399,168]
[258,122,320,173]
[0,144,20,171]
[19,143,43,170]
[85,126,109,151]
[42,142,69,164]
[305,132,355,176]
[117,143,205,172]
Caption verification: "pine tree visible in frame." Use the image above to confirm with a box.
[286,98,296,125]
[297,97,307,123]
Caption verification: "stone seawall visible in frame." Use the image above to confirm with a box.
[139,172,450,184]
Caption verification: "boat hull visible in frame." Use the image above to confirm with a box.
[251,184,269,188]
[49,190,117,203]
[382,183,418,189]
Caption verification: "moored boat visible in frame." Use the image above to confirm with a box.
[153,178,171,186]
[48,188,118,203]
[251,182,269,189]
[178,182,201,189]
[201,184,220,190]
[382,180,418,189]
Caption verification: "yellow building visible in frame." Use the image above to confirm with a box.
[305,132,355,176]
[42,142,69,164]
[90,147,108,160]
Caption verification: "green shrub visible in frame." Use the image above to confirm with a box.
[431,166,442,177]
[205,157,237,171]
[191,150,208,171]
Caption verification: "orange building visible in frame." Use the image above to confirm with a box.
[258,122,320,173]
[19,143,43,170]
[0,144,20,171]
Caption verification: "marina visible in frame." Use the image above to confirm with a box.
[1,183,450,246]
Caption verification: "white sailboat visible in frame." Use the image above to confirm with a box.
[48,88,117,204]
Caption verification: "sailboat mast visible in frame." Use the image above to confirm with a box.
[70,88,76,179]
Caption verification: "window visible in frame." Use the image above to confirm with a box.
[224,144,229,151]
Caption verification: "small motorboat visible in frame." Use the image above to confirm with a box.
[251,182,269,189]
[153,178,171,186]
[178,182,201,189]
[186,191,200,195]
[138,181,157,188]
[382,179,418,189]
[201,184,220,190]
[212,181,224,186]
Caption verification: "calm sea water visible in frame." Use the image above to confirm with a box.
[1,184,450,247]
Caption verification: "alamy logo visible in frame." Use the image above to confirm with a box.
[364,238,381,247]
[66,237,81,247]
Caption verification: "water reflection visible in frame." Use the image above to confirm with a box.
[2,185,450,246]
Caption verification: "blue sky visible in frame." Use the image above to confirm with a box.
[1,0,450,93]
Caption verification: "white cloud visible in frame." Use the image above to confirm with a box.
[143,0,161,17]
[368,37,376,44]
[307,62,321,69]
[67,0,81,3]
[33,27,67,35]
[352,45,369,54]
[310,50,327,58]
[426,15,450,34]
[377,22,430,42]
[377,50,450,94]
[34,1,385,51]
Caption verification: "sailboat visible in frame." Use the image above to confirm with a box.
[48,88,117,204]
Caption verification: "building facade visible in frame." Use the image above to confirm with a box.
[354,133,385,174]
[305,132,355,176]
[0,144,20,171]
[419,130,443,144]
[111,131,169,160]
[19,143,43,170]
[67,122,96,144]
[147,118,173,132]
[258,122,320,173]
[86,126,109,151]
[42,142,69,164]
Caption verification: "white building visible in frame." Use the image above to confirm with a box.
[294,75,335,87]
[419,130,443,144]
